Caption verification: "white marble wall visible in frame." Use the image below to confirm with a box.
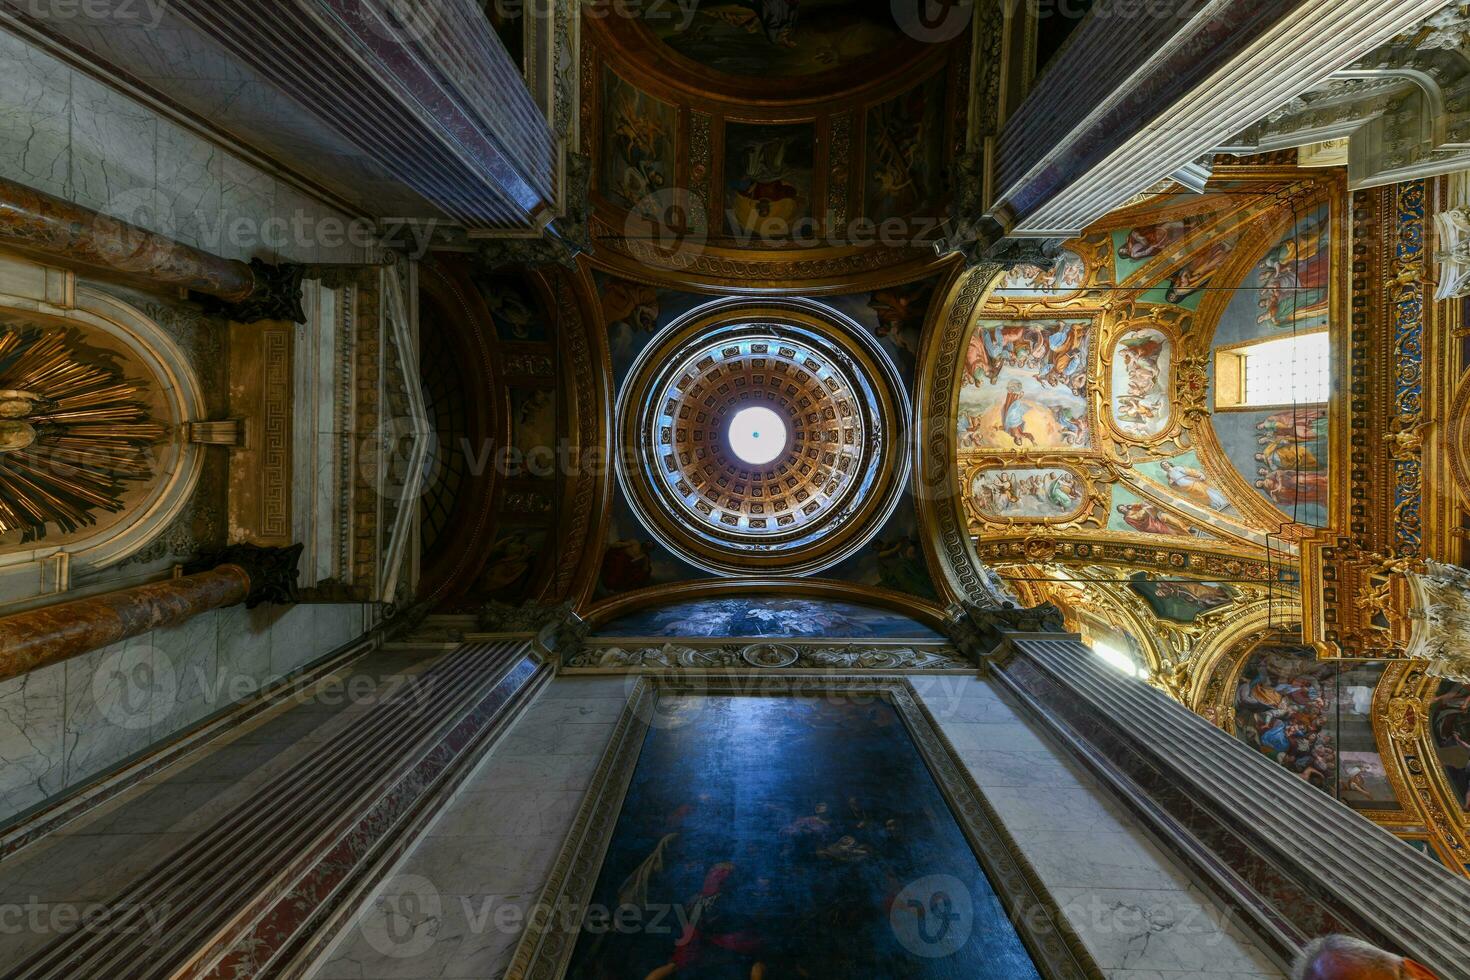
[0,602,372,828]
[0,28,373,265]
[912,674,1285,979]
[314,676,631,980]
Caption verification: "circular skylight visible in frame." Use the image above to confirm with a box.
[616,301,911,576]
[727,406,787,465]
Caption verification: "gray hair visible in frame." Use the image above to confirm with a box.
[1290,935,1398,979]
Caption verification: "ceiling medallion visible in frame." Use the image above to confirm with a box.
[617,298,910,577]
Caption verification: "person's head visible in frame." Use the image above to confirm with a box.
[1291,935,1437,980]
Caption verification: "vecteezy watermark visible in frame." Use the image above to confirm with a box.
[10,0,168,29]
[0,898,173,937]
[98,189,438,264]
[891,875,974,958]
[893,0,976,43]
[360,0,443,45]
[624,185,951,258]
[361,875,443,959]
[578,0,700,31]
[93,640,175,732]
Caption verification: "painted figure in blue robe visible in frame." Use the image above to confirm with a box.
[999,381,1035,446]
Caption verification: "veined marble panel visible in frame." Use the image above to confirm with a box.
[0,31,71,200]
[0,664,65,820]
[69,72,156,219]
[0,30,367,266]
[0,602,371,830]
[910,675,1284,978]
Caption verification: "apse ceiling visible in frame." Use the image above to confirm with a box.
[582,0,967,283]
[958,164,1337,684]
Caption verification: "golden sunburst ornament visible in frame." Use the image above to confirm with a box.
[0,324,167,542]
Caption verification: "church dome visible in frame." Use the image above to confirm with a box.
[616,299,908,576]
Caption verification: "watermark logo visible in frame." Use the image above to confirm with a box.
[93,641,175,731]
[361,874,443,959]
[369,417,439,503]
[893,0,975,44]
[623,188,709,266]
[361,0,442,45]
[14,0,169,30]
[891,875,973,959]
[98,186,178,244]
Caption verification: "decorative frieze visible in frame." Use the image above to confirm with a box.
[565,642,969,671]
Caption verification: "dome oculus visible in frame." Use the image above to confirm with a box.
[728,406,787,465]
[616,300,910,577]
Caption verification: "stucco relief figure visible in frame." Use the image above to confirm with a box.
[1432,206,1470,300]
[1406,561,1470,685]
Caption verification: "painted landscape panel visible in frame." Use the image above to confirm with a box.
[958,319,1092,451]
[564,695,1041,978]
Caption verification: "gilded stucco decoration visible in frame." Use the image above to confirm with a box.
[0,319,167,545]
[954,166,1345,593]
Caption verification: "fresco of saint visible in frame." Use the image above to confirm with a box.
[1256,209,1330,330]
[602,71,675,214]
[1156,458,1234,512]
[1254,408,1329,518]
[957,319,1093,451]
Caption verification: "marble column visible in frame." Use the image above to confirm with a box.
[987,632,1470,976]
[0,176,305,322]
[0,544,302,684]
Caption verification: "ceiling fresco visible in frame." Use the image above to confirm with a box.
[580,2,967,281]
[956,173,1342,575]
[634,2,904,79]
[419,260,602,611]
[972,171,1470,868]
